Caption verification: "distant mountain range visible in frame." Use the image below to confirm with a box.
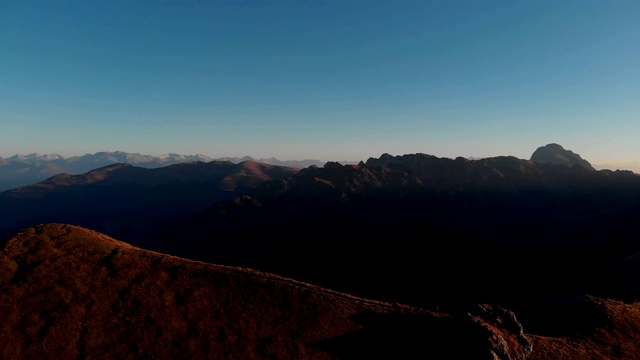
[3,144,640,358]
[0,151,327,191]
[0,160,300,242]
[149,145,640,255]
[140,144,640,337]
[4,146,635,192]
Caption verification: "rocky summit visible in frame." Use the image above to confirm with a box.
[530,143,595,170]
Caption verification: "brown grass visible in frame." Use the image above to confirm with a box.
[3,224,638,359]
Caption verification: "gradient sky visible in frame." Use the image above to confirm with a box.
[2,0,639,164]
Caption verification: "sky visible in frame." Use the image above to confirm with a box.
[1,0,639,165]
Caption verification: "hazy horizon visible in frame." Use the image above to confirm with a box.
[2,1,639,165]
[3,147,640,175]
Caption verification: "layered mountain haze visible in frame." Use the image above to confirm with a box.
[592,161,640,174]
[214,156,329,169]
[0,160,300,243]
[0,151,325,191]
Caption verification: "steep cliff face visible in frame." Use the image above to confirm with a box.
[530,143,595,171]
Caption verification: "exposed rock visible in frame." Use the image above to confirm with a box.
[466,304,533,359]
[530,143,595,171]
[0,151,321,192]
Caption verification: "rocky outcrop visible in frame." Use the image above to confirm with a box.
[465,304,533,359]
[530,143,595,170]
[0,151,321,192]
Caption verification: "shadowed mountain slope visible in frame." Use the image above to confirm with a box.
[0,151,324,191]
[0,160,299,243]
[527,296,640,360]
[145,152,640,338]
[150,152,640,266]
[0,151,213,191]
[0,224,533,360]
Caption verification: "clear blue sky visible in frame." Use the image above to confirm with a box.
[2,0,639,163]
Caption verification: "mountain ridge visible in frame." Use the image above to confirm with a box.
[0,160,300,242]
[143,147,640,343]
[530,143,595,171]
[0,151,327,191]
[3,223,640,359]
[3,146,637,192]
[0,223,534,359]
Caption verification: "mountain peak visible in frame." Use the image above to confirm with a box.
[530,143,595,171]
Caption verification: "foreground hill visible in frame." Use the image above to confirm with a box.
[527,296,640,360]
[0,152,212,191]
[0,160,299,242]
[0,224,534,359]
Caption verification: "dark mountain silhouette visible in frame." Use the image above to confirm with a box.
[0,151,210,191]
[0,160,299,243]
[530,143,595,171]
[144,149,640,340]
[0,151,323,191]
[0,224,535,360]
